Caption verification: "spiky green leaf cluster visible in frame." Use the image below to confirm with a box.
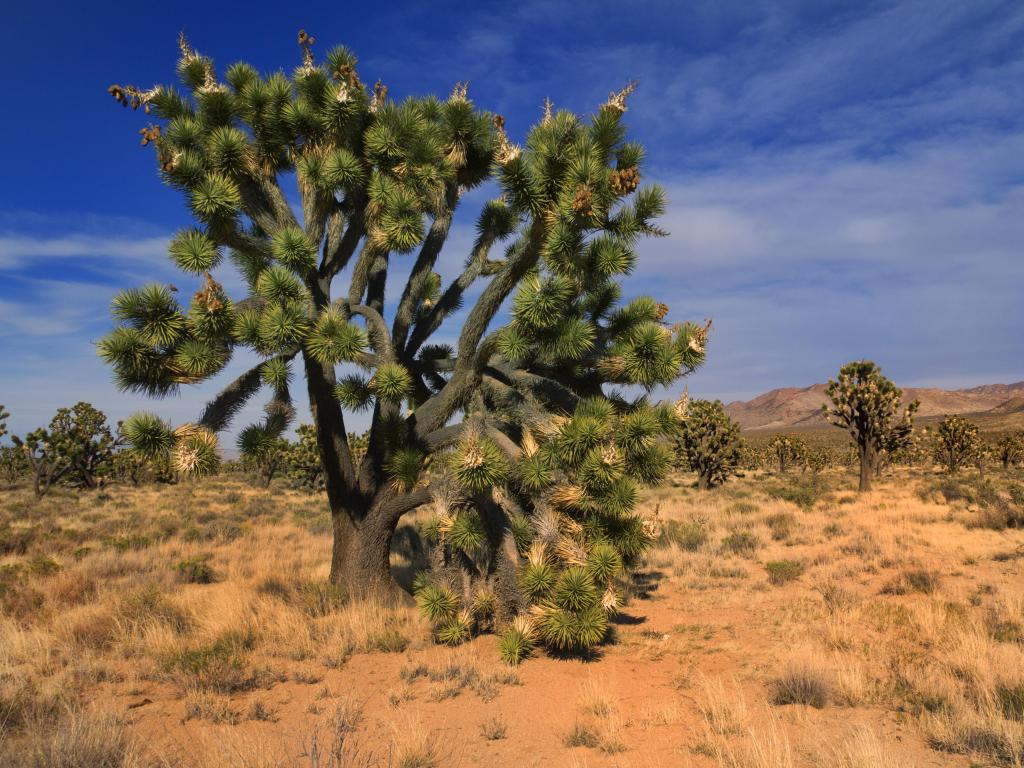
[454,439,508,492]
[306,309,367,365]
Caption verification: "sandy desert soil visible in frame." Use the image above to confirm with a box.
[1,467,1023,767]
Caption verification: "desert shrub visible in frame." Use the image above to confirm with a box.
[162,631,258,693]
[917,476,989,505]
[25,553,62,576]
[299,582,349,616]
[101,533,155,552]
[765,560,804,586]
[771,660,830,707]
[767,474,832,510]
[564,722,601,748]
[479,715,508,741]
[256,579,348,617]
[727,500,760,516]
[721,530,761,556]
[823,522,844,538]
[182,689,240,724]
[0,565,45,620]
[763,512,797,541]
[816,580,857,613]
[174,555,217,584]
[117,585,190,633]
[5,708,143,768]
[882,568,940,595]
[996,683,1024,721]
[366,626,409,653]
[1010,484,1024,506]
[984,606,1024,644]
[0,524,38,556]
[660,517,710,551]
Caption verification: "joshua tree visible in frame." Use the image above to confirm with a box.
[934,415,981,474]
[675,398,743,489]
[284,424,325,491]
[995,433,1023,470]
[803,446,832,474]
[101,33,707,601]
[56,402,118,489]
[0,446,26,489]
[239,428,289,487]
[823,361,918,492]
[875,407,917,478]
[13,402,117,497]
[0,405,9,440]
[13,429,69,498]
[766,435,803,474]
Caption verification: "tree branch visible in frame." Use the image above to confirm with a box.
[198,361,266,433]
[379,486,434,525]
[321,207,366,279]
[392,185,460,353]
[411,222,546,438]
[404,228,510,359]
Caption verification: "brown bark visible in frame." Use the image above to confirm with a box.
[858,444,873,493]
[327,502,399,598]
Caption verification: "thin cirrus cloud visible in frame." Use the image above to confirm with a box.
[0,233,169,271]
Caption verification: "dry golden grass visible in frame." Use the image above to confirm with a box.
[1,466,1022,766]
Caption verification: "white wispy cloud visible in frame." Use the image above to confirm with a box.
[0,233,169,270]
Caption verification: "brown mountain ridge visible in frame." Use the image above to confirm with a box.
[723,381,1024,431]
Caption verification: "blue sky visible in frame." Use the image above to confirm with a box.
[1,0,1022,440]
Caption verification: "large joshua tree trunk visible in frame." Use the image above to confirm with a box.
[328,502,395,593]
[858,443,873,492]
[305,354,391,596]
[697,469,711,491]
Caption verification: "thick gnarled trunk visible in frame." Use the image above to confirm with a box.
[327,503,401,598]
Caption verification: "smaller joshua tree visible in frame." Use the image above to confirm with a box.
[13,402,119,497]
[995,433,1024,470]
[767,435,803,474]
[284,424,324,491]
[934,415,981,474]
[803,445,832,474]
[823,361,918,492]
[875,406,917,478]
[0,405,9,440]
[675,398,743,490]
[238,427,289,487]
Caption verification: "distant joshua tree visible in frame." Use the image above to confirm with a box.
[995,433,1024,470]
[934,414,982,474]
[767,434,804,474]
[675,398,743,489]
[823,361,918,492]
[12,402,117,497]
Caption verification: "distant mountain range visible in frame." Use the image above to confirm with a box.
[723,381,1024,431]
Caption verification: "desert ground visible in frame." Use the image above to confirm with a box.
[2,463,1023,767]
